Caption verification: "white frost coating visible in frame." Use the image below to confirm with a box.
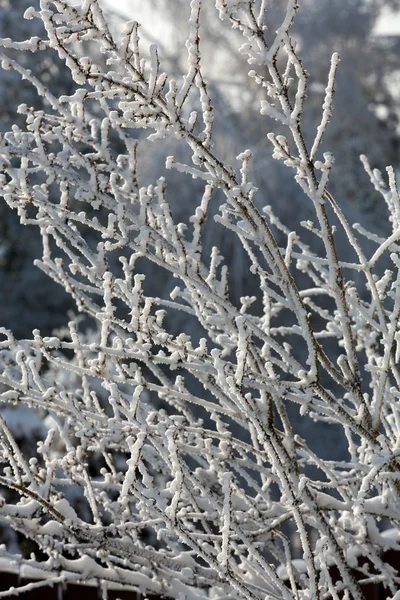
[119,433,147,500]
[310,53,340,161]
[277,559,308,581]
[147,44,159,100]
[260,100,288,124]
[0,1,398,599]
[216,472,231,569]
[52,499,79,522]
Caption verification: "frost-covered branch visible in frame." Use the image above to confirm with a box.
[0,1,398,599]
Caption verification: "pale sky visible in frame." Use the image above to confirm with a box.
[374,8,400,36]
[106,1,173,46]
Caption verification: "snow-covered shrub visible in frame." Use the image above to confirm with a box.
[0,1,400,599]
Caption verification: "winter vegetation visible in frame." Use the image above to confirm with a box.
[1,0,400,599]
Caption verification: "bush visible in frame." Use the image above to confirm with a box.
[0,1,399,598]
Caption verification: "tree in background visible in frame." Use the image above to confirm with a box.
[112,0,400,212]
[0,0,76,339]
[1,1,400,599]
